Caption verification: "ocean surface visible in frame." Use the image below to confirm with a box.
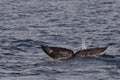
[0,0,120,80]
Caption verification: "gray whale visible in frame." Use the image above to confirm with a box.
[41,45,108,60]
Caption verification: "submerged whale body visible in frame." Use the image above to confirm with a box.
[41,45,108,60]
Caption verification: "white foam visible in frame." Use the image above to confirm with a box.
[81,38,87,50]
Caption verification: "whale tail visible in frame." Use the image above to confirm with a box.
[41,45,74,60]
[75,47,108,57]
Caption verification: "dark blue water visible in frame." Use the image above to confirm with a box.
[0,0,120,80]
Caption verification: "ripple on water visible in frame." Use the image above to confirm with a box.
[0,0,120,80]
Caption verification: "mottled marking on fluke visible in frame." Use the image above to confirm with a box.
[75,47,108,57]
[41,45,108,60]
[41,45,74,60]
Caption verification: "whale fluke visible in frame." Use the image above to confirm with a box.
[41,45,108,60]
[41,45,74,60]
[75,47,108,57]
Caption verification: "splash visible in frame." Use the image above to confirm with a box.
[81,38,87,50]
